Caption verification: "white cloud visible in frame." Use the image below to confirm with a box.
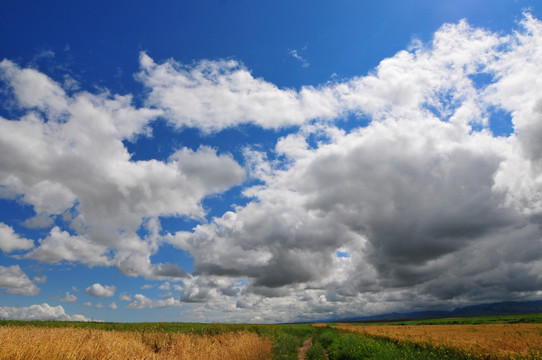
[83,301,92,307]
[23,213,55,229]
[56,291,77,302]
[85,283,116,298]
[108,302,118,310]
[485,14,542,215]
[0,60,68,118]
[290,48,310,68]
[0,223,34,253]
[0,265,40,296]
[127,294,182,309]
[136,18,501,135]
[118,293,132,302]
[114,249,187,280]
[170,146,245,195]
[138,52,341,132]
[0,58,245,279]
[34,275,47,283]
[141,284,154,290]
[0,303,89,321]
[158,282,170,290]
[177,275,241,303]
[25,227,111,266]
[95,302,104,309]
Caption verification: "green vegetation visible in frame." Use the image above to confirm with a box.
[258,324,313,360]
[0,320,259,334]
[305,342,327,360]
[312,326,476,360]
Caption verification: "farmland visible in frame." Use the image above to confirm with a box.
[332,323,542,359]
[1,313,542,359]
[0,326,270,360]
[323,313,542,360]
[0,321,311,360]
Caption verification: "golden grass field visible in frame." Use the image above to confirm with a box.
[0,325,272,360]
[333,323,542,359]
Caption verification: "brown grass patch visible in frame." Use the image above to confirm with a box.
[0,325,272,360]
[332,323,542,359]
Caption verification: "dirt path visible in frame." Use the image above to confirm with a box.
[298,337,313,360]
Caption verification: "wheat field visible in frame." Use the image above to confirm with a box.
[0,325,272,360]
[333,323,542,359]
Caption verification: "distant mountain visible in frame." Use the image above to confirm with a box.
[336,300,542,323]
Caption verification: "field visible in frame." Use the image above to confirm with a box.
[0,326,271,360]
[0,321,311,360]
[320,313,542,360]
[332,323,542,359]
[1,314,542,359]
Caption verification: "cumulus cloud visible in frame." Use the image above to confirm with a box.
[119,293,132,301]
[0,303,89,321]
[166,14,542,320]
[85,283,116,298]
[0,265,40,296]
[25,227,111,266]
[127,294,181,309]
[0,223,34,253]
[138,52,341,132]
[0,57,245,279]
[178,276,241,303]
[55,291,77,302]
[114,246,187,280]
[0,60,68,119]
[34,275,47,283]
[158,282,170,290]
[23,213,55,229]
[108,302,118,310]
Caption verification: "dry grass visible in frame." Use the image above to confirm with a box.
[0,325,272,360]
[333,323,542,359]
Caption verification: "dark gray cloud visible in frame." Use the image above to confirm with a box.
[167,15,542,322]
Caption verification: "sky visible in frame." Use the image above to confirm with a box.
[1,0,542,323]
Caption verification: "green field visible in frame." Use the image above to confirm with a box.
[311,327,476,360]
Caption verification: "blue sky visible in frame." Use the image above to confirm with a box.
[1,1,542,323]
